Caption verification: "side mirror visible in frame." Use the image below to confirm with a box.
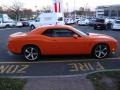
[73,34,79,39]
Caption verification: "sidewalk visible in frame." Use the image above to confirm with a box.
[23,75,94,90]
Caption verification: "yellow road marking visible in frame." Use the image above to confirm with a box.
[68,63,79,72]
[68,61,105,72]
[0,65,29,74]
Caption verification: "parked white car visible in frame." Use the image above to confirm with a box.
[74,17,80,23]
[65,18,75,25]
[15,21,23,27]
[105,18,115,24]
[112,20,120,30]
[78,18,90,25]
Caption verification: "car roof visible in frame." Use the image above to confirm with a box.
[37,25,73,29]
[30,25,74,34]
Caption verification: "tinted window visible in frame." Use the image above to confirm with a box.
[53,29,75,37]
[96,19,105,23]
[58,17,63,21]
[42,29,75,37]
[42,29,53,37]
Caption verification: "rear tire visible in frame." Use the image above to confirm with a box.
[5,25,11,28]
[94,26,97,30]
[22,46,40,61]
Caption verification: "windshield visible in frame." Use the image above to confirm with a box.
[73,28,87,36]
[115,21,120,24]
[96,19,105,23]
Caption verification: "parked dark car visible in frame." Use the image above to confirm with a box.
[94,19,106,30]
[20,18,29,27]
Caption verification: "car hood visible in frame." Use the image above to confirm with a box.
[10,32,27,37]
[88,33,114,39]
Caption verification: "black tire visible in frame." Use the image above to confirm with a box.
[5,25,11,28]
[22,45,40,61]
[102,26,106,30]
[92,44,109,59]
[94,26,97,30]
[30,25,35,30]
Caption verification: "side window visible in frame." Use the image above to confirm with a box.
[53,29,75,37]
[36,19,40,22]
[58,17,63,21]
[36,18,40,22]
[42,29,53,37]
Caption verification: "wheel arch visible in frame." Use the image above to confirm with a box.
[21,44,41,54]
[5,24,11,27]
[91,43,110,54]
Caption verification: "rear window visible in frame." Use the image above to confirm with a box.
[96,19,105,23]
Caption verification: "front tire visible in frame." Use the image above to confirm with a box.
[92,44,109,59]
[22,46,40,61]
[30,25,35,30]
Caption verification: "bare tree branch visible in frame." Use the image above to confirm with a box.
[11,0,23,21]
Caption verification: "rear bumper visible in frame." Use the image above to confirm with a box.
[7,42,21,54]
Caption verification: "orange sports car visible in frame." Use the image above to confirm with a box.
[8,25,118,61]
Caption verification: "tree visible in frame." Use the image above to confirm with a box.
[42,6,52,13]
[11,0,23,21]
[22,9,33,19]
[0,6,4,13]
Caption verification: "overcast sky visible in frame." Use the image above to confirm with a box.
[0,0,120,11]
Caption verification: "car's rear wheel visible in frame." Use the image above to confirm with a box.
[92,44,109,59]
[23,46,40,61]
[94,26,97,30]
[5,25,11,28]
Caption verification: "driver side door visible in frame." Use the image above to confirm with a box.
[41,28,86,55]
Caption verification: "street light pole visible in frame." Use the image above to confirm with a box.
[74,0,76,19]
[35,6,38,16]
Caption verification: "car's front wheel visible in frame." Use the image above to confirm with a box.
[30,25,35,30]
[23,46,40,61]
[92,44,109,59]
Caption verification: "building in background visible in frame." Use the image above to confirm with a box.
[96,5,120,18]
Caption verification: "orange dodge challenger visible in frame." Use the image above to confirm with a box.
[8,25,118,61]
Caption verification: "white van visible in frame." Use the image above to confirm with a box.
[29,13,64,29]
[0,14,15,28]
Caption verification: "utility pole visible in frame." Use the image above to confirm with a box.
[85,3,88,17]
[74,0,76,19]
[35,6,38,16]
[66,2,68,13]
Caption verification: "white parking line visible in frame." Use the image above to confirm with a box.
[7,51,14,56]
[0,57,119,64]
[0,28,18,30]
